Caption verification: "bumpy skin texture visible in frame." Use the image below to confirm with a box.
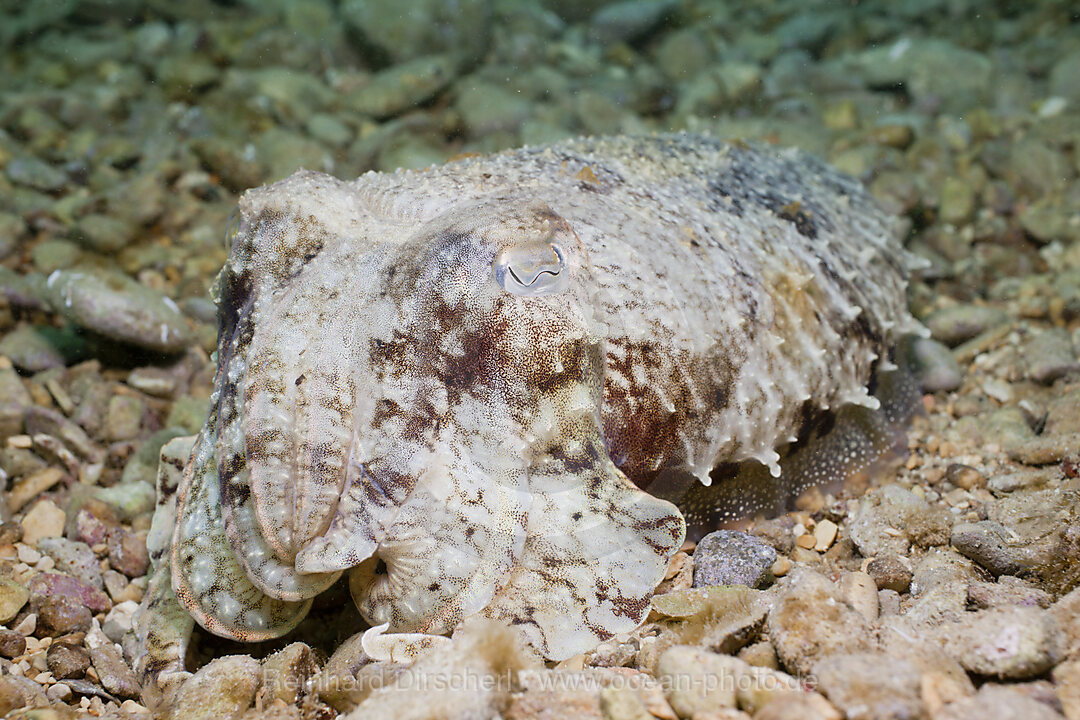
[135,134,922,697]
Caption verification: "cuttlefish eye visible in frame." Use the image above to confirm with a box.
[493,240,568,296]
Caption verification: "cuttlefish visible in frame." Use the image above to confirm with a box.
[134,133,924,699]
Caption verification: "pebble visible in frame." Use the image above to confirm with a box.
[28,572,111,613]
[71,214,137,254]
[1052,660,1080,720]
[692,530,778,589]
[0,629,27,658]
[907,336,964,392]
[0,675,49,714]
[754,693,841,720]
[925,304,1008,347]
[846,484,950,557]
[766,569,873,676]
[20,498,67,546]
[951,521,1037,577]
[89,642,140,699]
[166,655,261,720]
[4,156,68,192]
[8,466,65,513]
[934,684,1064,720]
[345,54,457,120]
[813,652,924,720]
[340,0,491,64]
[598,685,653,720]
[34,594,93,636]
[0,325,66,373]
[37,537,104,589]
[101,601,139,644]
[588,0,677,45]
[966,578,1053,610]
[866,554,913,593]
[43,269,192,354]
[838,572,878,621]
[106,527,150,578]
[937,606,1062,679]
[1022,328,1080,384]
[46,641,91,680]
[656,645,740,715]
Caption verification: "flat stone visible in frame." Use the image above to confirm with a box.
[766,569,873,676]
[166,655,261,720]
[89,642,140,699]
[43,269,192,354]
[21,498,67,546]
[693,530,777,589]
[936,605,1062,679]
[813,651,924,720]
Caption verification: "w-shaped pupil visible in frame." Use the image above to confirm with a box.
[495,242,568,296]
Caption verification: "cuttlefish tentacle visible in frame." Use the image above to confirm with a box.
[172,423,314,639]
[349,441,531,634]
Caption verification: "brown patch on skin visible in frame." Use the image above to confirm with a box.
[602,338,739,490]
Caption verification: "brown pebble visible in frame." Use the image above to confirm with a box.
[867,554,913,593]
[46,641,91,680]
[796,533,817,549]
[945,464,986,490]
[0,629,26,659]
[106,528,150,578]
[34,595,92,636]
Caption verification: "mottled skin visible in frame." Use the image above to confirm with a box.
[133,134,922,700]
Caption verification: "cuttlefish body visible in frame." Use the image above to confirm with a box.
[134,134,923,697]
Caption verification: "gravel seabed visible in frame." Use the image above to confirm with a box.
[0,0,1079,718]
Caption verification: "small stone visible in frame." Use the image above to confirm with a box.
[937,605,1062,679]
[812,520,838,552]
[101,601,139,644]
[754,693,841,720]
[29,572,111,613]
[766,569,873,676]
[847,484,950,557]
[4,156,67,192]
[693,530,778,589]
[258,642,317,707]
[1052,660,1080,720]
[952,521,1034,577]
[166,655,261,720]
[34,595,92,636]
[657,646,740,715]
[925,304,1007,347]
[939,177,976,225]
[945,464,986,490]
[43,269,192,354]
[37,537,103,589]
[46,641,90,680]
[966,578,1053,610]
[106,527,149,578]
[0,325,65,373]
[0,629,26,658]
[838,572,878,621]
[8,466,65,514]
[340,0,491,64]
[104,394,145,442]
[46,682,73,702]
[599,685,653,720]
[588,0,676,45]
[71,214,138,254]
[814,652,924,720]
[907,336,964,392]
[935,683,1062,720]
[1023,328,1080,384]
[344,55,457,120]
[866,554,912,593]
[0,675,49,714]
[20,498,67,546]
[89,642,140,699]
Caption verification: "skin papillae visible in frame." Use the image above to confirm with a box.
[132,134,924,702]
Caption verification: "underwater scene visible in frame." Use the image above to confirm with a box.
[0,0,1079,718]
